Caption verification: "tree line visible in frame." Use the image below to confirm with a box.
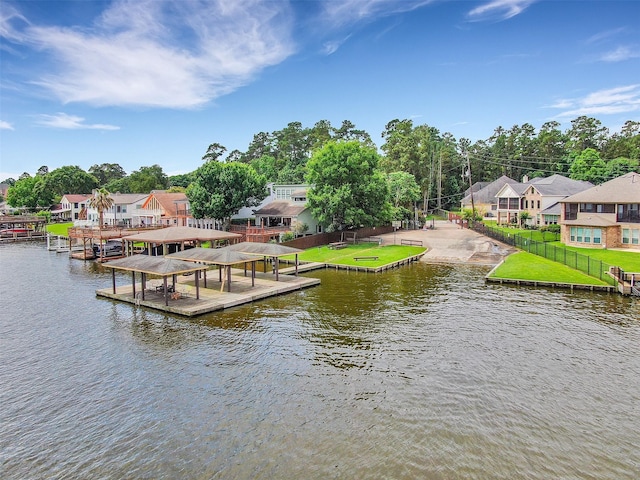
[3,116,638,230]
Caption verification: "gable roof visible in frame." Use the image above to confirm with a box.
[527,175,593,196]
[461,175,518,205]
[61,194,91,203]
[142,192,189,215]
[560,172,640,204]
[108,193,149,205]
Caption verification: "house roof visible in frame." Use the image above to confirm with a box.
[461,175,518,205]
[108,193,149,205]
[102,255,205,276]
[167,247,262,265]
[227,241,303,256]
[527,175,593,196]
[254,201,307,217]
[560,172,640,204]
[563,216,619,227]
[143,192,189,215]
[122,226,241,244]
[61,194,91,203]
[541,202,562,215]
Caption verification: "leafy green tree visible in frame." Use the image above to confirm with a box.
[306,141,392,231]
[249,155,278,183]
[6,176,52,209]
[105,177,131,194]
[202,142,227,162]
[128,165,169,193]
[569,148,607,183]
[187,162,267,229]
[567,116,608,153]
[604,157,639,181]
[89,163,127,186]
[36,165,49,176]
[387,171,421,220]
[43,165,98,198]
[168,173,194,189]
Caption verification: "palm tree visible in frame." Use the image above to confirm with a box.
[89,188,114,230]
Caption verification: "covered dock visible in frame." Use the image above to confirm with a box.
[122,226,242,256]
[227,241,303,280]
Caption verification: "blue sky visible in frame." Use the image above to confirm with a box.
[1,0,639,181]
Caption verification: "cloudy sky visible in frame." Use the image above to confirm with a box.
[1,0,639,180]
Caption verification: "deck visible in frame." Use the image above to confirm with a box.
[96,269,320,317]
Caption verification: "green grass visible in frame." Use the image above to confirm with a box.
[45,222,73,236]
[558,246,640,272]
[489,252,609,285]
[284,243,426,267]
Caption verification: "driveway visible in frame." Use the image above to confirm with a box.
[378,220,516,265]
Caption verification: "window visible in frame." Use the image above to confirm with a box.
[74,202,79,208]
[583,228,591,243]
[537,200,541,209]
[576,228,583,242]
[634,230,640,245]
[524,200,528,208]
[623,229,630,244]
[570,227,576,242]
[499,198,508,209]
[593,228,601,244]
[508,198,519,209]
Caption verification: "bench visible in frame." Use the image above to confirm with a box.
[358,237,383,245]
[354,256,379,261]
[329,241,347,249]
[401,239,423,246]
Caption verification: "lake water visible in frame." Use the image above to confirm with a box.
[1,242,639,479]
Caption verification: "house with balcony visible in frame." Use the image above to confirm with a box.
[460,175,518,218]
[133,191,192,227]
[56,194,91,223]
[495,175,593,226]
[252,185,320,236]
[560,172,640,250]
[86,193,149,227]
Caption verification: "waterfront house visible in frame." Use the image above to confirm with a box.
[560,172,640,250]
[253,185,321,235]
[460,176,518,218]
[495,175,593,227]
[134,191,192,227]
[86,193,149,227]
[57,194,91,223]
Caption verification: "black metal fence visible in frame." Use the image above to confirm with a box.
[472,223,616,285]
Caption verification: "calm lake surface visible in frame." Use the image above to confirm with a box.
[1,242,639,479]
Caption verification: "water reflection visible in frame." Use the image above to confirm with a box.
[2,243,639,480]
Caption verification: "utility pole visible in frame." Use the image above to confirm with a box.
[437,150,442,211]
[466,153,475,226]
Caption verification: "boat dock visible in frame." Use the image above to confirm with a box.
[96,269,320,317]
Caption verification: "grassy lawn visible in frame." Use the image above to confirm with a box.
[45,222,73,236]
[285,243,426,267]
[558,246,640,272]
[489,252,609,285]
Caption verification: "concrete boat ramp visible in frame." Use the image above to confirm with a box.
[96,269,320,317]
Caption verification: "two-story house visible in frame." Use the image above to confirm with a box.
[133,191,192,227]
[495,175,593,226]
[560,172,640,250]
[460,176,518,218]
[252,185,320,235]
[86,193,149,227]
[58,194,91,223]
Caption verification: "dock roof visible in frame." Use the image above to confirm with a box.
[122,226,241,244]
[102,255,205,276]
[167,247,262,265]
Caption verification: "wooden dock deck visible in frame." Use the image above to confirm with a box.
[96,269,320,317]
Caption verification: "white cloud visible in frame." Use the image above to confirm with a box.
[321,0,434,28]
[0,120,14,130]
[2,0,295,108]
[467,0,536,21]
[549,85,640,118]
[34,113,120,130]
[599,46,640,62]
[586,27,627,44]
